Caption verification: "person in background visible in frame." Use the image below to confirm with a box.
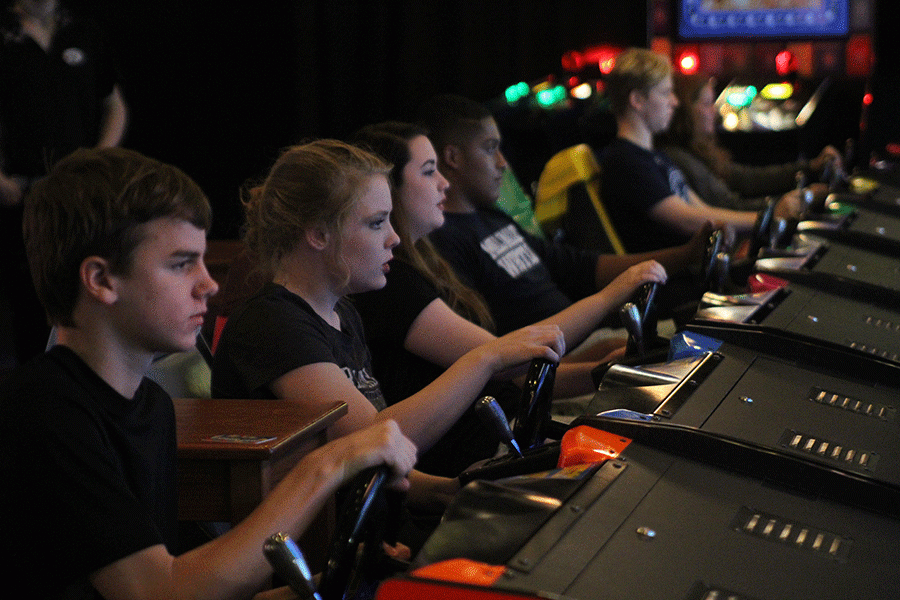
[350,121,665,475]
[1,0,128,365]
[211,139,564,505]
[600,48,807,254]
[658,71,841,212]
[0,146,417,600]
[418,93,710,339]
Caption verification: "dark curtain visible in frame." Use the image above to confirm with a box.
[69,0,649,237]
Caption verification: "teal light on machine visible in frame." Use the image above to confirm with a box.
[505,82,530,104]
[536,85,566,108]
[726,85,757,108]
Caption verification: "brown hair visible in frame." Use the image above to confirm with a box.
[243,139,392,284]
[662,72,733,179]
[23,147,211,327]
[352,121,496,330]
[606,47,673,117]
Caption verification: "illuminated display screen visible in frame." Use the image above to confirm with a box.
[678,0,849,40]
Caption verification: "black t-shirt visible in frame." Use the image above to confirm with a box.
[351,259,443,406]
[211,282,386,411]
[352,259,521,476]
[600,137,693,253]
[428,207,599,335]
[0,346,176,599]
[0,11,118,177]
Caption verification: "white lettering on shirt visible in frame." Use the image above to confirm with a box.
[480,224,540,279]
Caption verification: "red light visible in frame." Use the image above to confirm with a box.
[846,34,873,77]
[775,50,797,76]
[561,51,582,72]
[863,93,874,106]
[583,45,619,74]
[678,51,699,75]
[562,46,621,74]
[568,76,580,88]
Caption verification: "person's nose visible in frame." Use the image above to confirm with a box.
[437,171,450,194]
[385,221,401,249]
[195,261,219,300]
[496,150,508,171]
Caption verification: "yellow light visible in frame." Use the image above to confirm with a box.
[761,83,793,101]
[570,82,592,100]
[679,53,698,75]
[723,112,740,131]
[599,56,615,74]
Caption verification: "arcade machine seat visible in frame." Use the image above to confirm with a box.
[533,143,626,254]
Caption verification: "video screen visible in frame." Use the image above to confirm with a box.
[678,0,849,40]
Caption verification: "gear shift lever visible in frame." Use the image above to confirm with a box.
[620,302,645,358]
[264,532,323,600]
[475,396,523,458]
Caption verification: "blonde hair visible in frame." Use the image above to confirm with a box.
[243,139,391,283]
[606,47,673,117]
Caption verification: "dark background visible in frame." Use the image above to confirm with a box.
[67,1,650,238]
[59,0,894,238]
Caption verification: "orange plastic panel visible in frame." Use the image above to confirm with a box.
[558,425,631,467]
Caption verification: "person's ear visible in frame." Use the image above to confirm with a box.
[80,256,119,305]
[628,88,646,112]
[442,144,463,171]
[305,226,330,251]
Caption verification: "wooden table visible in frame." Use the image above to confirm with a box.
[175,397,347,573]
[175,397,347,524]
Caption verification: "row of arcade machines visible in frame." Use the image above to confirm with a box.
[261,166,900,600]
[365,167,900,600]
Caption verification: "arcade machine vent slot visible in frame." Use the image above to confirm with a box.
[731,506,852,562]
[846,341,900,362]
[862,315,900,333]
[808,387,896,421]
[779,430,880,472]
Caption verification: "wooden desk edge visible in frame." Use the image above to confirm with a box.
[176,399,347,460]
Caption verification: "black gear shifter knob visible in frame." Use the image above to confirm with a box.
[620,301,645,358]
[263,532,322,600]
[475,396,523,458]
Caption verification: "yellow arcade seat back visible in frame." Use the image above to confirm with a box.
[534,143,625,254]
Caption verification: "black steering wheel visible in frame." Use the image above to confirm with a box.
[748,196,778,260]
[318,466,400,600]
[512,358,558,452]
[619,282,661,358]
[701,228,726,289]
[458,358,563,484]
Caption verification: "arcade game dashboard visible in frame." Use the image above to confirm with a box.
[583,333,900,486]
[690,282,900,366]
[380,419,900,600]
[751,234,900,309]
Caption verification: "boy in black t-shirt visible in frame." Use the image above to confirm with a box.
[600,47,805,253]
[0,146,416,600]
[418,93,708,347]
